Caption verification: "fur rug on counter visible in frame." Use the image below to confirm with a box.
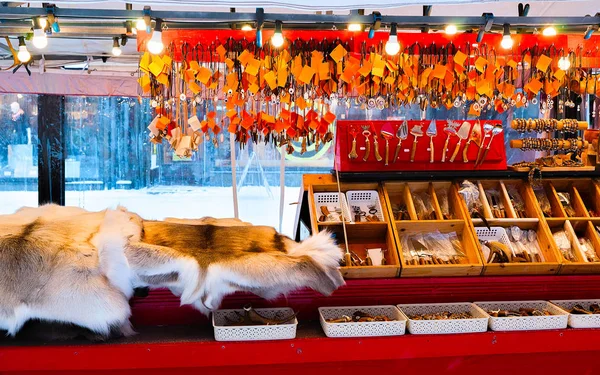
[0,205,344,340]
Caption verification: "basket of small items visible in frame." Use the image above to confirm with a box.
[346,190,385,222]
[213,304,298,341]
[550,300,600,328]
[313,192,353,223]
[319,306,406,338]
[474,300,568,331]
[397,302,490,334]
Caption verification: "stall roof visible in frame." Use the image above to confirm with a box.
[1,0,599,78]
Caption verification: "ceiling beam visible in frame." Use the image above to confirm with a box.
[0,6,598,29]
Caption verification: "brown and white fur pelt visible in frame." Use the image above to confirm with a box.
[0,205,344,339]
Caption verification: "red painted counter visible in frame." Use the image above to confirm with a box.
[3,275,600,374]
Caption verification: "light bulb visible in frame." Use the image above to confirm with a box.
[501,23,513,50]
[385,23,400,55]
[241,24,253,31]
[271,20,284,48]
[271,33,284,47]
[501,35,514,49]
[347,23,362,32]
[385,36,400,55]
[32,29,48,49]
[136,19,146,31]
[112,37,122,56]
[558,56,571,71]
[542,26,557,36]
[147,19,164,54]
[17,45,31,63]
[445,24,457,35]
[32,17,48,49]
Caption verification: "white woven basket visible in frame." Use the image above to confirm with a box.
[550,300,600,328]
[475,227,516,261]
[212,308,297,341]
[346,190,385,222]
[319,306,406,338]
[397,303,490,335]
[474,301,568,331]
[314,192,353,223]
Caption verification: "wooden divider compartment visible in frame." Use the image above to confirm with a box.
[383,181,462,222]
[570,179,600,218]
[544,180,589,222]
[308,182,400,279]
[558,220,600,274]
[477,220,560,276]
[456,179,560,276]
[383,181,483,277]
[474,180,539,228]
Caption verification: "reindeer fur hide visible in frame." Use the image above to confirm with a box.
[0,205,344,339]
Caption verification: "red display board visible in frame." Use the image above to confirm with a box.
[335,120,507,172]
[137,30,600,67]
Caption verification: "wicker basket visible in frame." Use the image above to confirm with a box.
[346,190,385,222]
[319,306,406,338]
[397,302,490,335]
[474,301,568,331]
[212,308,297,341]
[550,299,600,328]
[314,192,353,223]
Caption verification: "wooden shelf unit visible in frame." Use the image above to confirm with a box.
[307,181,401,278]
[383,181,484,277]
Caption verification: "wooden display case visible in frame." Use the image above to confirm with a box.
[474,180,539,227]
[555,220,600,274]
[541,180,590,222]
[383,181,483,277]
[307,181,401,279]
[458,179,561,276]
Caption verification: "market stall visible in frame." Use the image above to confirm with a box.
[2,1,600,374]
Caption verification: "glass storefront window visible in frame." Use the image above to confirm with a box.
[0,94,38,214]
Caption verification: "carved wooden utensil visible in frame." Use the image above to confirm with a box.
[394,120,409,163]
[449,121,470,163]
[441,121,458,162]
[475,123,494,166]
[463,120,482,163]
[381,123,395,166]
[478,125,503,167]
[426,119,437,163]
[410,124,424,162]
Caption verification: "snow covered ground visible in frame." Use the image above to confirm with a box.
[0,186,301,237]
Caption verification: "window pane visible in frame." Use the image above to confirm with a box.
[64,96,235,220]
[0,94,38,214]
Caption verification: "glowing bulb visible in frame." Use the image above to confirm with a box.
[17,45,31,63]
[271,33,284,47]
[136,19,146,31]
[112,37,122,56]
[32,29,48,49]
[241,24,253,31]
[385,23,400,55]
[501,35,514,49]
[32,17,48,49]
[147,19,164,54]
[558,56,571,71]
[445,24,457,35]
[385,36,400,55]
[501,23,513,50]
[347,23,362,32]
[271,20,284,48]
[542,26,557,36]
